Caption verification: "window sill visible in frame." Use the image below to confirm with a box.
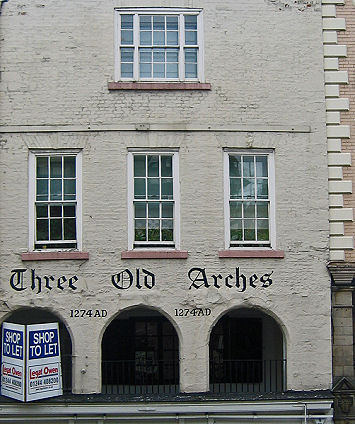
[218,249,285,258]
[108,82,211,91]
[121,250,188,259]
[21,251,89,261]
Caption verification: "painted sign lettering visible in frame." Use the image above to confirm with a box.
[10,269,78,293]
[111,268,155,290]
[188,267,273,291]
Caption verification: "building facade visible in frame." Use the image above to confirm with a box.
[0,0,334,422]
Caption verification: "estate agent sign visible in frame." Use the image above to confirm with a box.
[1,322,62,402]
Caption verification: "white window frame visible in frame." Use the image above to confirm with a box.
[127,149,180,250]
[114,8,204,82]
[224,149,276,249]
[28,150,83,251]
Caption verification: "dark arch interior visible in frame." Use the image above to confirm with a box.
[102,308,179,394]
[1,308,72,392]
[209,308,284,393]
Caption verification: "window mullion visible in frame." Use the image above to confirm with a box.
[179,13,184,81]
[133,13,139,80]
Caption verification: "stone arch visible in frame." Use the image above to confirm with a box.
[209,306,285,393]
[101,305,180,395]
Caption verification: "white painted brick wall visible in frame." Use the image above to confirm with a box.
[0,0,332,394]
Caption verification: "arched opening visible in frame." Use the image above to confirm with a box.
[1,308,72,393]
[209,308,285,393]
[102,307,179,395]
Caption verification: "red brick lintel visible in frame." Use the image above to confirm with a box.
[219,250,285,258]
[108,82,211,90]
[121,250,189,259]
[21,252,89,261]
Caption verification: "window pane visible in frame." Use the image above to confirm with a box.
[244,220,256,241]
[230,202,242,218]
[256,156,268,177]
[167,63,178,78]
[121,15,133,29]
[36,205,48,218]
[185,48,197,62]
[243,178,255,199]
[121,30,133,45]
[257,219,269,241]
[185,31,197,45]
[36,157,48,178]
[153,31,165,45]
[64,179,76,200]
[229,156,241,177]
[64,205,76,217]
[140,31,152,45]
[167,31,178,45]
[161,178,173,199]
[257,202,268,218]
[36,219,49,241]
[140,49,152,62]
[148,155,159,177]
[50,205,62,217]
[153,15,165,30]
[147,178,160,198]
[185,15,197,30]
[64,218,76,240]
[148,219,160,241]
[140,63,151,77]
[134,155,146,177]
[64,156,76,178]
[230,178,241,198]
[162,202,173,218]
[135,219,146,241]
[161,156,172,177]
[230,219,242,241]
[153,63,165,77]
[135,202,146,218]
[50,157,62,178]
[140,15,151,30]
[153,49,165,62]
[121,48,134,62]
[134,178,146,199]
[148,156,159,177]
[185,63,197,78]
[36,179,48,201]
[121,63,133,77]
[148,202,160,218]
[243,156,255,177]
[50,219,62,240]
[244,202,255,218]
[50,179,62,200]
[167,16,178,30]
[167,49,179,62]
[162,219,173,241]
[257,179,268,199]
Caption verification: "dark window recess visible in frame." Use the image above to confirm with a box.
[102,316,179,394]
[210,317,262,384]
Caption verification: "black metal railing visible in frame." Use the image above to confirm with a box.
[61,353,72,392]
[210,359,286,393]
[102,359,179,395]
